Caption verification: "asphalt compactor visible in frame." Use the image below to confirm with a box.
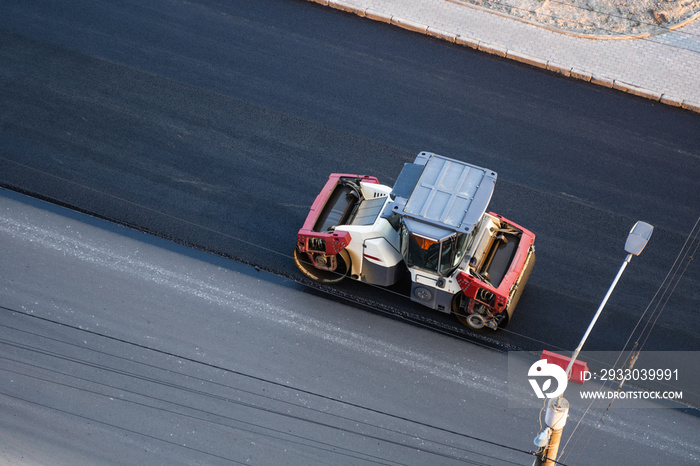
[294,152,535,330]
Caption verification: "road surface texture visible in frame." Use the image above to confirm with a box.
[307,0,700,111]
[1,189,698,465]
[0,1,698,368]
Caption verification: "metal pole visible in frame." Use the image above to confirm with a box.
[565,253,633,378]
[539,253,632,465]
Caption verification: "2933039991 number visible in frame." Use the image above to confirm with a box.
[596,368,679,382]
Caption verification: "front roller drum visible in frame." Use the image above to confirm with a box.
[293,247,351,284]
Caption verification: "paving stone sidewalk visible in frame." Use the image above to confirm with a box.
[309,0,700,114]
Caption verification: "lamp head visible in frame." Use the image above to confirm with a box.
[625,221,653,256]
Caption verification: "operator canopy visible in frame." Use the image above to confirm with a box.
[388,152,498,276]
[390,152,497,235]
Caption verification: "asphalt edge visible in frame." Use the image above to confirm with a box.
[309,0,700,115]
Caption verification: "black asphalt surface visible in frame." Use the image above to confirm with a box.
[1,0,699,353]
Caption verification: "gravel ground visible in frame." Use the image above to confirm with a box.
[453,0,700,36]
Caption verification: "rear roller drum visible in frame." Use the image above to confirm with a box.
[293,247,351,284]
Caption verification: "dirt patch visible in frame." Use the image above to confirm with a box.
[452,0,700,36]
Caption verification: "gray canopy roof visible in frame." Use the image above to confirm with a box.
[390,152,497,236]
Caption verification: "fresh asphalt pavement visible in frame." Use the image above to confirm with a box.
[1,1,698,464]
[1,0,699,356]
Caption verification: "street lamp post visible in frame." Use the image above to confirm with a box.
[564,221,654,378]
[534,221,654,466]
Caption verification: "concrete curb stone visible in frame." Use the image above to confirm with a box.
[390,17,428,34]
[506,50,548,70]
[682,101,700,112]
[591,75,615,89]
[660,95,684,107]
[455,36,480,50]
[613,81,663,101]
[427,26,457,43]
[365,8,391,23]
[478,42,507,57]
[546,62,572,78]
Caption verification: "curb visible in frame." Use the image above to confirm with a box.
[307,0,700,115]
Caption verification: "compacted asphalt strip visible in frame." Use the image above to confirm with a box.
[308,0,700,113]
